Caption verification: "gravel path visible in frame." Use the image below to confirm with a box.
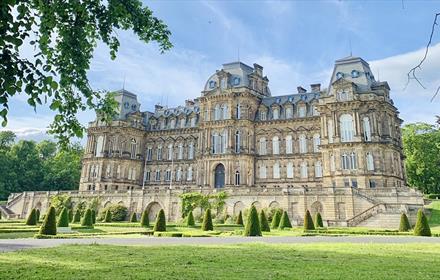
[1,235,440,252]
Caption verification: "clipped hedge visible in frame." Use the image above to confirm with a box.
[57,207,69,227]
[304,210,315,231]
[271,209,282,229]
[81,209,93,227]
[68,210,73,223]
[104,210,112,222]
[202,209,213,231]
[399,213,411,232]
[259,210,270,232]
[243,205,261,236]
[91,210,96,224]
[186,211,195,227]
[154,232,183,237]
[314,212,324,228]
[26,209,37,226]
[153,209,166,232]
[39,206,57,236]
[35,209,40,222]
[130,212,137,223]
[414,209,431,236]
[140,209,149,227]
[278,211,292,229]
[73,210,81,223]
[98,204,128,222]
[236,211,243,225]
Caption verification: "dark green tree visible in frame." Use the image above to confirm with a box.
[153,209,166,232]
[140,209,149,227]
[314,212,324,228]
[236,210,244,225]
[130,212,137,223]
[73,209,81,223]
[25,208,37,226]
[399,213,411,232]
[81,208,93,227]
[271,209,282,229]
[91,209,96,224]
[186,211,195,227]
[57,207,69,227]
[0,131,16,149]
[68,209,73,223]
[414,209,431,236]
[304,210,315,231]
[278,211,292,230]
[39,206,57,235]
[259,210,270,232]
[1,0,172,146]
[104,210,112,223]
[201,209,213,231]
[35,208,40,222]
[243,205,262,236]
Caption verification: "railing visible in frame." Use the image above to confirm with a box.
[346,204,386,227]
[6,192,23,208]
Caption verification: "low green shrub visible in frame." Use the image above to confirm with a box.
[399,213,411,232]
[271,209,282,229]
[153,209,166,232]
[68,210,73,223]
[39,206,57,236]
[425,194,440,200]
[57,207,69,227]
[81,209,93,227]
[26,209,37,226]
[414,209,431,236]
[130,212,137,223]
[259,210,270,232]
[140,209,149,227]
[243,205,261,236]
[186,211,195,227]
[202,209,213,231]
[314,212,323,228]
[304,210,315,231]
[236,210,243,225]
[278,211,292,229]
[91,210,96,224]
[98,204,128,222]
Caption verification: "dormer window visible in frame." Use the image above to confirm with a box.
[351,70,359,78]
[260,111,267,121]
[336,72,344,79]
[209,80,216,89]
[233,77,240,86]
[272,108,279,120]
[221,79,227,89]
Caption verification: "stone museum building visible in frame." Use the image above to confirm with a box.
[3,56,424,228]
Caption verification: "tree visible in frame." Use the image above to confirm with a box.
[99,204,127,221]
[399,213,411,232]
[91,209,96,224]
[153,209,166,232]
[35,208,40,222]
[186,211,195,227]
[68,209,73,223]
[104,210,112,223]
[402,123,440,194]
[130,212,137,223]
[236,210,244,225]
[81,208,93,227]
[414,209,431,236]
[1,1,172,146]
[140,209,149,227]
[278,211,292,230]
[314,212,324,228]
[36,140,57,159]
[271,209,282,229]
[259,210,270,232]
[243,205,262,236]
[201,209,213,231]
[57,207,69,227]
[303,210,315,231]
[179,191,228,218]
[0,131,16,150]
[73,209,81,223]
[50,194,72,215]
[25,208,37,226]
[39,206,57,235]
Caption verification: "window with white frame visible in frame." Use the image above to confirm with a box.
[366,152,374,171]
[313,134,320,152]
[285,135,293,154]
[191,116,196,127]
[285,107,293,119]
[273,108,279,120]
[328,119,334,143]
[236,103,241,119]
[222,104,228,119]
[165,169,171,181]
[180,118,186,128]
[298,106,306,117]
[340,114,354,142]
[286,162,294,178]
[350,152,357,169]
[187,166,193,181]
[170,118,176,129]
[116,165,121,178]
[315,161,322,177]
[272,136,280,155]
[235,130,240,154]
[204,109,209,121]
[178,143,183,160]
[273,162,280,179]
[214,104,221,121]
[363,117,371,141]
[299,134,307,153]
[260,111,267,121]
[188,142,194,159]
[157,145,162,160]
[300,162,308,178]
[259,137,267,155]
[145,170,151,182]
[341,152,357,170]
[259,164,267,179]
[146,147,152,161]
[176,168,182,181]
[235,171,240,186]
[167,144,173,160]
[155,169,161,181]
[130,139,137,159]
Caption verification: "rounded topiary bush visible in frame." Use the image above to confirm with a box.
[399,213,411,232]
[303,210,315,231]
[236,210,243,225]
[414,209,431,236]
[73,210,81,223]
[201,209,213,231]
[244,205,262,236]
[26,208,37,226]
[57,207,69,227]
[35,209,40,223]
[278,211,292,229]
[130,212,137,223]
[314,212,324,228]
[186,211,195,227]
[104,210,112,222]
[259,209,270,232]
[91,209,96,224]
[81,208,93,227]
[39,206,57,235]
[153,209,166,232]
[140,209,149,227]
[271,209,282,229]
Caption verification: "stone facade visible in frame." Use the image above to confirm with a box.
[3,56,424,228]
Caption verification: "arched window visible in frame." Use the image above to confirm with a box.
[188,142,194,159]
[273,108,279,120]
[259,137,267,155]
[300,162,308,178]
[341,153,349,170]
[272,136,280,155]
[157,145,162,160]
[155,169,161,181]
[116,165,121,178]
[235,171,240,186]
[167,144,173,160]
[260,111,267,121]
[180,118,186,128]
[209,80,216,88]
[350,152,357,169]
[328,119,334,143]
[313,134,320,152]
[236,103,241,119]
[178,143,183,159]
[235,130,240,154]
[299,134,307,153]
[298,106,306,117]
[366,152,374,171]
[363,117,371,141]
[222,104,228,119]
[285,107,293,119]
[165,169,171,181]
[187,166,193,181]
[131,139,137,158]
[287,162,294,178]
[315,161,322,178]
[95,135,104,157]
[259,164,267,179]
[273,162,280,179]
[176,168,182,181]
[145,170,151,182]
[214,104,221,121]
[221,130,227,154]
[340,114,354,142]
[170,118,176,129]
[285,135,293,154]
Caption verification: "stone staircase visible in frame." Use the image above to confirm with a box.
[0,205,17,219]
[346,203,403,228]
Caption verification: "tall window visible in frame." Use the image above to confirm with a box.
[350,152,357,169]
[214,104,221,120]
[188,142,194,159]
[287,162,294,178]
[116,165,121,178]
[272,136,280,155]
[165,169,171,181]
[146,147,152,161]
[285,135,293,154]
[340,114,354,142]
[300,162,308,178]
[341,152,357,170]
[236,103,241,119]
[191,117,196,127]
[235,171,240,185]
[273,162,280,179]
[315,161,322,177]
[212,132,225,154]
[299,134,307,153]
[313,134,320,152]
[130,139,137,159]
[222,104,228,119]
[170,118,176,129]
[155,169,161,181]
[298,106,306,117]
[178,143,183,160]
[95,136,104,157]
[273,108,279,120]
[145,170,151,182]
[312,105,319,116]
[259,137,267,155]
[259,164,267,179]
[167,144,173,160]
[235,130,241,153]
[180,118,186,128]
[363,117,371,141]
[328,119,334,143]
[260,111,267,121]
[187,167,193,181]
[157,145,162,160]
[176,168,182,181]
[366,152,374,171]
[204,109,209,121]
[285,107,293,119]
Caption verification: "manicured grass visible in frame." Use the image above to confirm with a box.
[426,201,440,225]
[1,243,440,279]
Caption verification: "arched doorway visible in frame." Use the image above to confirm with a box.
[146,202,162,221]
[310,201,324,218]
[214,164,225,188]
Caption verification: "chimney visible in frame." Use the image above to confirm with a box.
[311,83,321,93]
[253,63,263,76]
[155,104,163,111]
[185,99,195,106]
[297,86,307,93]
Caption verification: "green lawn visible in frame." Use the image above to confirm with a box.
[0,243,439,279]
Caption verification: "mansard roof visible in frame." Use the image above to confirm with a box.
[261,92,320,107]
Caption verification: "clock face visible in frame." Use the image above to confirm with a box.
[131,104,137,111]
[124,102,129,109]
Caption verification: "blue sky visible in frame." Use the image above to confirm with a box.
[3,1,440,141]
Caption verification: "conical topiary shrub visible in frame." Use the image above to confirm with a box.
[236,210,243,225]
[201,209,213,231]
[104,209,112,222]
[57,207,69,227]
[26,208,37,226]
[244,205,262,236]
[399,213,411,232]
[271,209,282,229]
[278,211,292,229]
[81,208,93,227]
[314,212,324,228]
[35,209,40,223]
[414,209,431,236]
[140,209,149,227]
[259,209,270,232]
[304,210,315,231]
[68,209,73,223]
[91,209,96,224]
[153,209,166,232]
[186,211,195,227]
[130,212,137,223]
[73,210,81,223]
[39,206,57,235]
